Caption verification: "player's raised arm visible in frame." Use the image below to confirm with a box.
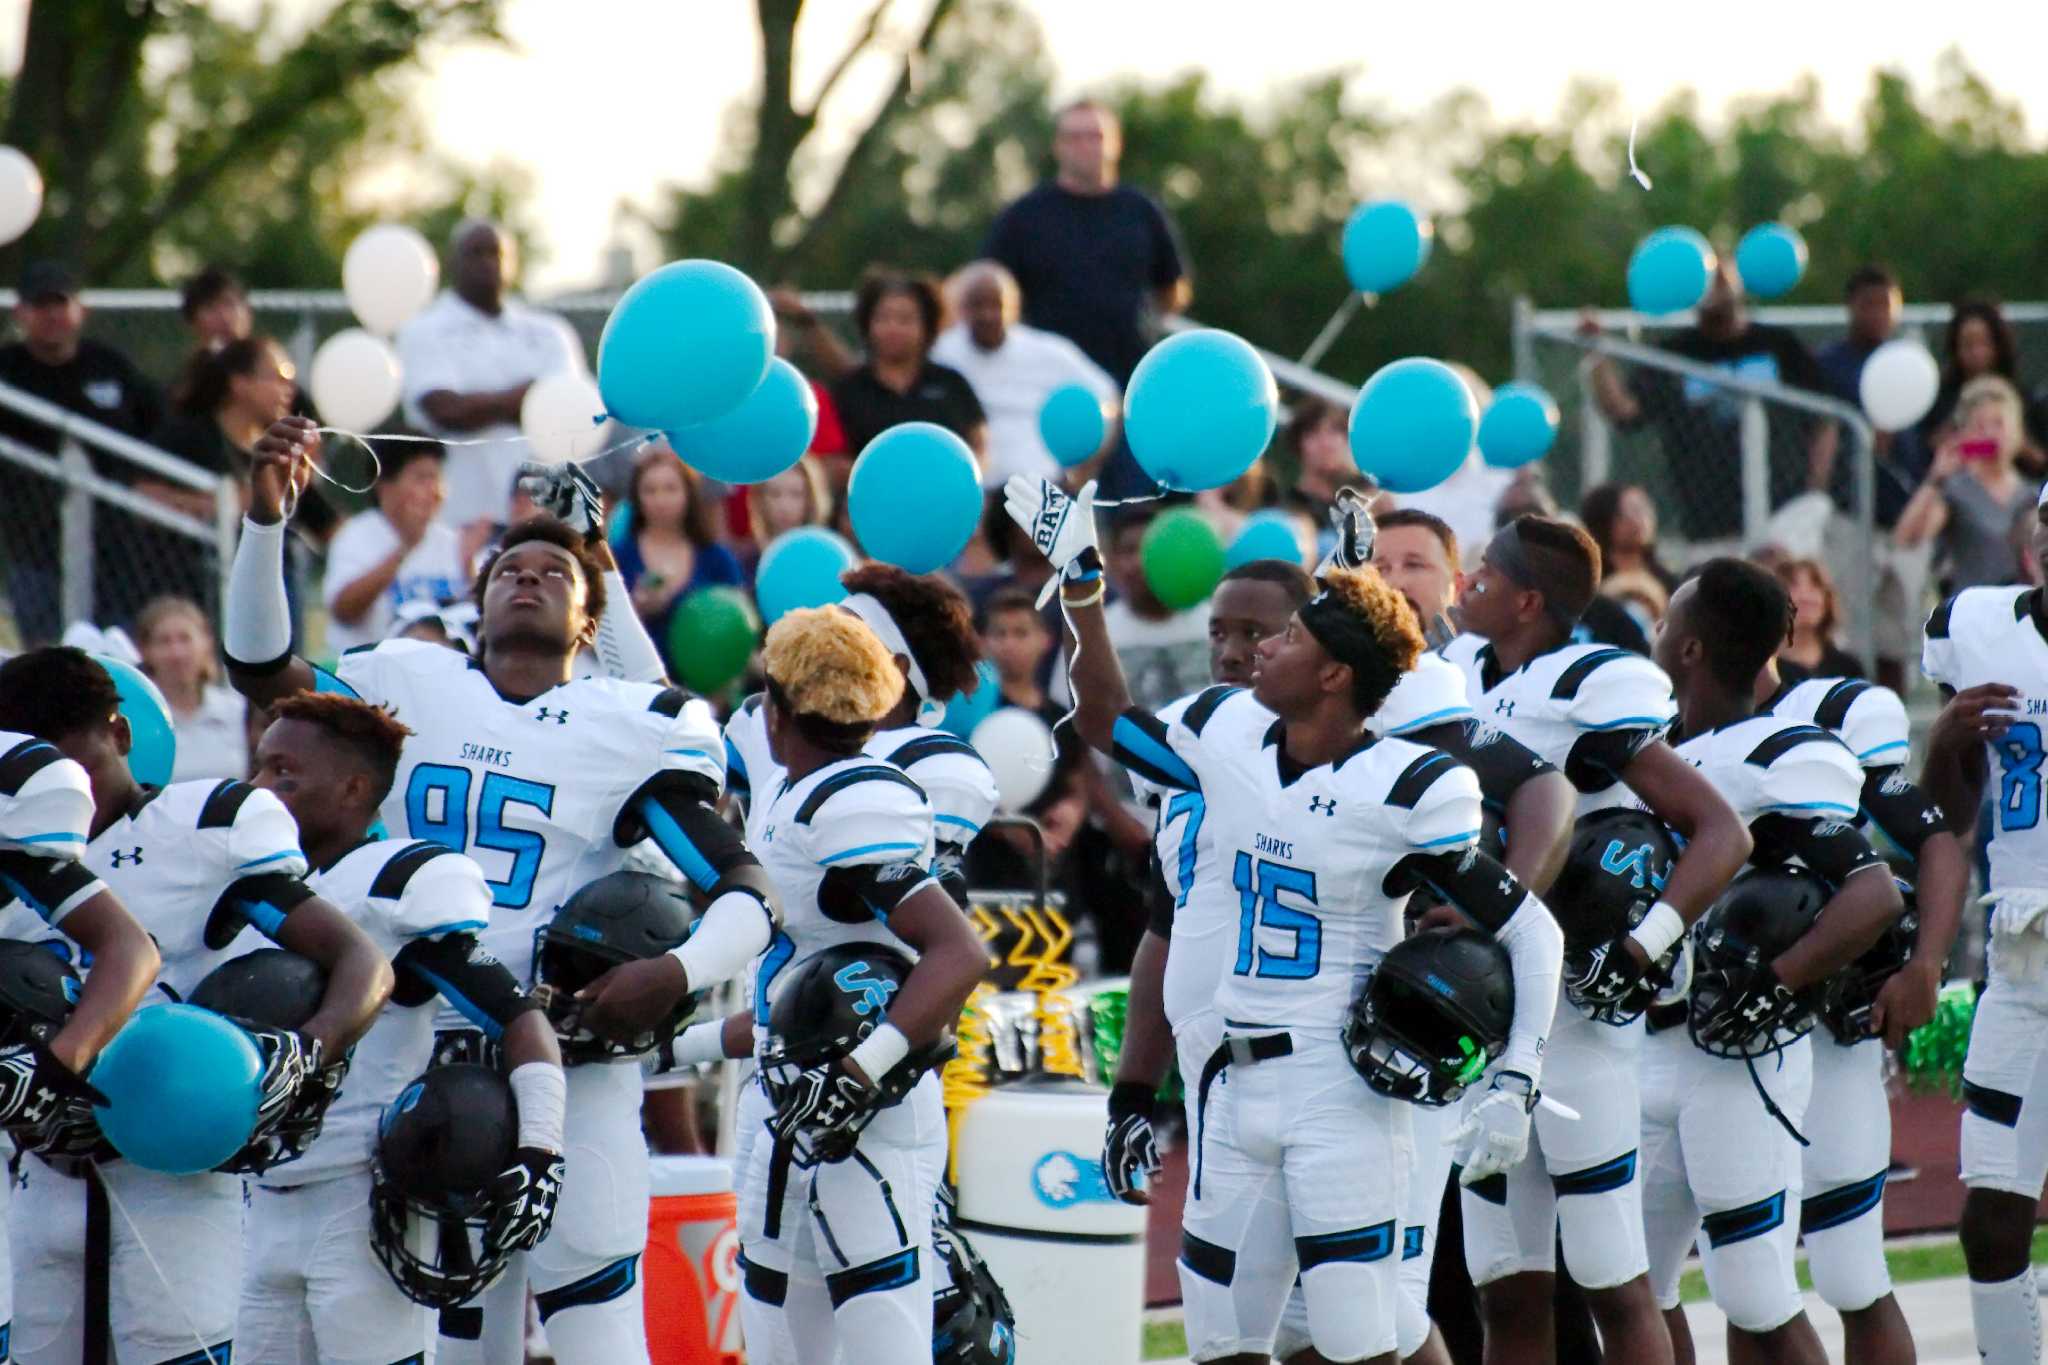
[1000,476,1137,756]
[222,417,324,706]
[517,461,673,685]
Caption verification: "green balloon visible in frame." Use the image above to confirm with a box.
[667,586,759,694]
[1140,508,1225,610]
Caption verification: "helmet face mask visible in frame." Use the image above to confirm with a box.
[371,1064,517,1309]
[1686,865,1828,1059]
[1552,811,1680,1026]
[932,1217,1017,1364]
[533,871,699,1064]
[1344,929,1513,1107]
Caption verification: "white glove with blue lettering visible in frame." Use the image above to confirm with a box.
[1002,476,1101,601]
[1313,486,1377,577]
[1449,1070,1536,1184]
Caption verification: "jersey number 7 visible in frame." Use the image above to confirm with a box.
[1232,852,1322,980]
[405,764,557,908]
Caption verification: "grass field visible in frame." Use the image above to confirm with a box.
[1136,1228,2048,1360]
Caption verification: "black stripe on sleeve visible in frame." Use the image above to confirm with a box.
[1181,685,1242,737]
[1744,725,1835,769]
[197,780,258,830]
[1549,649,1629,702]
[648,686,690,718]
[1924,596,1956,641]
[368,841,461,901]
[887,734,984,769]
[1386,750,1460,810]
[0,738,63,797]
[1814,680,1871,734]
[794,766,927,825]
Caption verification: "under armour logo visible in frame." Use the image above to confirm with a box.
[1309,796,1337,816]
[535,708,569,725]
[1494,698,1516,718]
[108,847,143,867]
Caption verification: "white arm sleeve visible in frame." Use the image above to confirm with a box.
[594,570,670,684]
[224,516,293,665]
[669,889,773,992]
[1493,892,1563,1084]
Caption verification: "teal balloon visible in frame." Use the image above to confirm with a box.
[1124,330,1277,492]
[1038,385,1107,467]
[1349,358,1478,494]
[940,659,1002,740]
[94,655,175,787]
[753,526,856,625]
[597,260,774,429]
[606,499,632,547]
[1225,510,1305,569]
[847,423,982,573]
[1341,200,1433,294]
[668,358,819,485]
[1477,383,1560,469]
[1627,227,1716,315]
[94,1005,263,1174]
[1735,223,1807,300]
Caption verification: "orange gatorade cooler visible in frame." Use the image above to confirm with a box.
[644,1154,742,1365]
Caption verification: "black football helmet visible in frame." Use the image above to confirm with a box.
[759,943,956,1162]
[1816,877,1919,1044]
[1688,865,1828,1058]
[1551,809,1681,1025]
[533,871,698,1064]
[933,1214,1017,1364]
[1344,928,1514,1106]
[0,940,80,1050]
[371,1063,518,1309]
[189,947,327,1029]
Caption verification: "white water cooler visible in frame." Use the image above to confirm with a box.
[955,1077,1147,1363]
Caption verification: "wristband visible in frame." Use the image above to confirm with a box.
[1628,901,1687,962]
[1108,1081,1155,1122]
[846,1022,911,1086]
[670,1019,730,1068]
[508,1061,567,1153]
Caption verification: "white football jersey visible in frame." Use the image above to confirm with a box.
[1441,636,1676,815]
[1120,689,1484,1033]
[78,780,309,999]
[259,839,494,1185]
[724,695,997,853]
[1765,678,1910,772]
[0,731,95,860]
[750,757,937,1055]
[325,639,724,983]
[1670,717,1863,829]
[1924,587,2048,893]
[1368,652,1475,739]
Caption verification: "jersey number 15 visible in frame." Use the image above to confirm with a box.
[1232,852,1322,980]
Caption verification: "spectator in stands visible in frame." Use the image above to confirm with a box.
[1582,260,1837,551]
[829,269,986,463]
[1370,507,1462,647]
[398,218,585,530]
[1816,264,1902,408]
[741,454,834,584]
[322,440,466,652]
[930,261,1118,489]
[1579,481,1678,593]
[1773,556,1865,684]
[1600,569,1670,640]
[1923,298,2020,441]
[1894,374,2042,594]
[615,447,743,666]
[983,98,1191,497]
[0,261,164,643]
[135,595,250,782]
[1281,396,1357,545]
[180,265,254,351]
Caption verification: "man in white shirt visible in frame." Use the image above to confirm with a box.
[321,441,467,652]
[397,219,586,528]
[932,261,1119,488]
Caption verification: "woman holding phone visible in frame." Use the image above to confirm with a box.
[1894,373,2042,593]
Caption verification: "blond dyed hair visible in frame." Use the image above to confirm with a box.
[763,607,904,726]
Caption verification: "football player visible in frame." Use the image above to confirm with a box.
[0,647,393,1365]
[237,691,569,1364]
[223,416,780,1364]
[1920,489,2048,1365]
[1009,475,1563,1365]
[1762,665,1965,1365]
[1646,558,1904,1365]
[1443,517,1752,1365]
[731,608,989,1361]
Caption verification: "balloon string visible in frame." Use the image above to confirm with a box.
[1627,116,1653,190]
[277,421,652,521]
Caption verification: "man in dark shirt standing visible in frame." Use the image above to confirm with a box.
[0,262,164,644]
[1584,259,1837,550]
[983,99,1190,498]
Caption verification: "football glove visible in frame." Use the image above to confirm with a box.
[1314,486,1377,576]
[218,1028,322,1175]
[769,1061,877,1162]
[1564,934,1649,1009]
[517,460,604,539]
[0,1041,106,1131]
[1692,962,1804,1053]
[1450,1070,1536,1185]
[1001,475,1101,598]
[1101,1082,1159,1205]
[485,1146,565,1256]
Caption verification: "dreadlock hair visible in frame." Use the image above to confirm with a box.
[839,563,983,703]
[267,691,415,806]
[1688,558,1794,696]
[470,517,609,625]
[0,648,121,742]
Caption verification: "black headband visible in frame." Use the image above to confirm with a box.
[1483,524,1587,635]
[1299,584,1384,674]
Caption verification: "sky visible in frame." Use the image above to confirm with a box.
[6,1,2048,288]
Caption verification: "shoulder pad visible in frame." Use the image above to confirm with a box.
[1811,678,1871,733]
[197,780,258,830]
[368,841,462,901]
[1181,685,1242,737]
[0,737,66,798]
[1924,595,1957,641]
[1745,724,1837,769]
[795,765,928,825]
[886,733,985,770]
[1387,748,1463,810]
[1550,648,1633,702]
[648,686,691,718]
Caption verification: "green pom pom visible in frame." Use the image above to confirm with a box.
[1902,980,1978,1097]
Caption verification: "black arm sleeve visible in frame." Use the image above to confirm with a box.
[1562,727,1660,794]
[391,934,542,1034]
[0,851,102,926]
[1146,850,1175,939]
[931,848,970,907]
[1408,721,1557,809]
[1383,846,1527,933]
[618,771,781,922]
[1859,766,1948,863]
[204,872,319,948]
[1749,813,1887,889]
[817,859,937,926]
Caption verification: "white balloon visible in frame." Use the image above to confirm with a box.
[309,328,403,432]
[1859,338,1941,434]
[0,148,42,246]
[972,707,1057,815]
[342,224,439,335]
[520,370,608,466]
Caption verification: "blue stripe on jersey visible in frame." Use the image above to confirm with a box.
[240,899,287,936]
[1415,829,1481,848]
[1581,715,1670,731]
[755,929,795,1019]
[725,736,749,784]
[637,797,719,893]
[406,919,488,939]
[1857,740,1910,760]
[236,849,301,870]
[1112,713,1199,791]
[403,960,505,1039]
[934,814,982,834]
[1389,705,1473,734]
[819,841,922,864]
[1761,801,1858,816]
[311,665,360,698]
[17,832,83,845]
[0,873,52,924]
